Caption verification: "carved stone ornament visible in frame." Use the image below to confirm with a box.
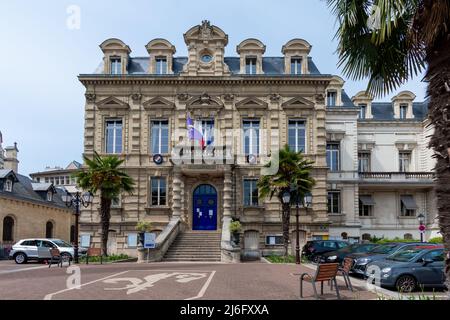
[223,93,235,102]
[177,93,189,102]
[131,93,142,102]
[85,93,96,102]
[200,20,213,39]
[200,93,212,104]
[315,93,325,104]
[269,93,281,102]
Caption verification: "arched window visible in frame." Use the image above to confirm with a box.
[46,221,54,238]
[2,216,14,242]
[404,233,413,240]
[362,233,371,241]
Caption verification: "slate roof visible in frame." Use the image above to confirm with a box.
[0,170,69,210]
[95,56,322,76]
[363,101,429,121]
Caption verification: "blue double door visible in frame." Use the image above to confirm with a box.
[192,184,217,230]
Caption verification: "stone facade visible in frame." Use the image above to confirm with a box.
[78,21,436,259]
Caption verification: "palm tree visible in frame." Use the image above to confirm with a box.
[327,0,450,290]
[258,145,315,257]
[75,152,135,256]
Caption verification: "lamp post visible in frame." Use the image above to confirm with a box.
[281,190,291,258]
[417,213,425,243]
[294,192,313,264]
[62,191,94,263]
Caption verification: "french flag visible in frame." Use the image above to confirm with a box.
[187,115,205,148]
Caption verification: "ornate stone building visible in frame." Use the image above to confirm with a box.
[78,21,436,260]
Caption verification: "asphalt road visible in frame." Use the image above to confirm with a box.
[0,260,376,300]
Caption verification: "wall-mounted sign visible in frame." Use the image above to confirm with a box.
[153,154,164,165]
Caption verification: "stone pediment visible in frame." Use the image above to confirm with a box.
[281,96,314,109]
[97,96,130,110]
[235,97,268,109]
[186,94,223,108]
[143,97,175,110]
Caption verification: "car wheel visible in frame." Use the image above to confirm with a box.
[14,253,27,264]
[396,275,417,293]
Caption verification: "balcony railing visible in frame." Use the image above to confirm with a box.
[359,172,435,180]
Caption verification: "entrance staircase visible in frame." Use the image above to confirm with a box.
[163,231,221,262]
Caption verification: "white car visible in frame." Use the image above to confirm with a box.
[9,238,74,264]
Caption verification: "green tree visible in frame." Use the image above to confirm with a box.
[257,145,315,257]
[75,152,135,256]
[326,0,450,289]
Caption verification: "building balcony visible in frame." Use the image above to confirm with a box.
[358,172,435,188]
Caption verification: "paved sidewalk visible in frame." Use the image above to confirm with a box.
[0,260,376,300]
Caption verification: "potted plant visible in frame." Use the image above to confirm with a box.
[135,221,152,245]
[229,220,242,245]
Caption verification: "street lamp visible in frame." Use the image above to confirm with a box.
[62,191,94,263]
[282,190,291,204]
[417,213,425,243]
[293,192,313,264]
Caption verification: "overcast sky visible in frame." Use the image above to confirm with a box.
[0,0,427,176]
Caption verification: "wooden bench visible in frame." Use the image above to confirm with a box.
[85,248,104,265]
[49,248,70,268]
[298,263,340,299]
[332,257,354,291]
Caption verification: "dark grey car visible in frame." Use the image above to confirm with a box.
[366,246,445,292]
[349,242,430,276]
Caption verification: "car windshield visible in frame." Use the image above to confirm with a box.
[51,240,72,248]
[370,244,398,254]
[387,247,425,262]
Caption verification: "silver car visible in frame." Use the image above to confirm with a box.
[9,238,74,264]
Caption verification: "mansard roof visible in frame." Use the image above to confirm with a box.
[365,101,429,121]
[94,56,322,75]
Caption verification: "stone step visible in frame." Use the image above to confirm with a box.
[163,231,222,262]
[164,254,222,259]
[163,258,221,262]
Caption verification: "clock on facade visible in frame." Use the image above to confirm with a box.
[200,54,213,63]
[153,154,164,165]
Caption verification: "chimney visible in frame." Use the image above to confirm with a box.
[4,142,19,173]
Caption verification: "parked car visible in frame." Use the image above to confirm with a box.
[319,243,379,264]
[9,238,74,264]
[302,240,349,262]
[349,242,429,276]
[366,245,445,292]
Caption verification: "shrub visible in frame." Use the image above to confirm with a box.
[136,221,152,232]
[428,237,443,244]
[229,221,242,233]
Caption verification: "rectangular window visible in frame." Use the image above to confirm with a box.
[400,195,417,217]
[399,152,411,172]
[327,91,337,107]
[290,57,302,75]
[105,119,123,154]
[265,235,283,245]
[288,120,306,153]
[151,120,169,154]
[45,177,49,183]
[199,119,214,146]
[151,177,166,206]
[111,196,121,208]
[127,233,138,247]
[110,57,122,75]
[359,200,372,217]
[359,104,367,119]
[65,176,70,185]
[155,57,167,74]
[4,180,12,192]
[243,179,259,206]
[399,104,408,119]
[327,191,341,214]
[326,143,340,171]
[245,57,257,75]
[243,120,260,157]
[36,177,40,183]
[358,152,371,172]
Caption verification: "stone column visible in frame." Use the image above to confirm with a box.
[222,167,232,242]
[172,168,182,218]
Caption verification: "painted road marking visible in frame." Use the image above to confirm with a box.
[0,265,48,275]
[43,270,129,300]
[44,269,216,300]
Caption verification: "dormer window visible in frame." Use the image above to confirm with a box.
[155,56,167,74]
[327,91,337,107]
[4,179,12,192]
[245,57,257,75]
[290,57,302,75]
[47,191,53,202]
[399,104,408,119]
[110,57,122,75]
[359,104,367,119]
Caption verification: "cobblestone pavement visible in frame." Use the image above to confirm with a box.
[0,260,377,300]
